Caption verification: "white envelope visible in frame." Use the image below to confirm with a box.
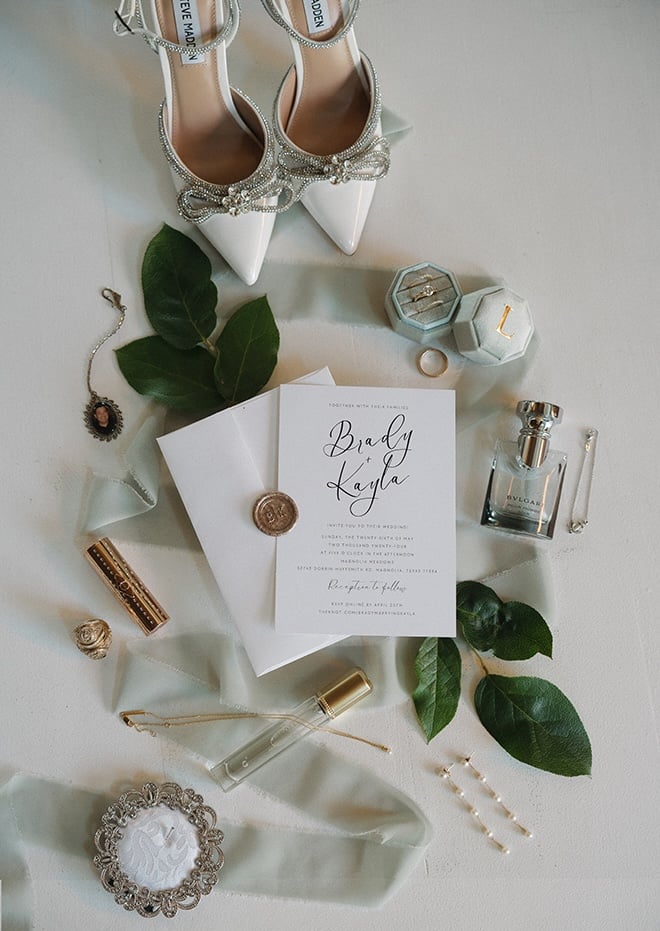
[157,369,343,676]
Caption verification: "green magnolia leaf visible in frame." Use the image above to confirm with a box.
[496,601,553,660]
[475,674,592,776]
[456,581,502,652]
[116,336,224,412]
[214,296,280,404]
[141,224,218,350]
[457,581,552,661]
[412,637,462,742]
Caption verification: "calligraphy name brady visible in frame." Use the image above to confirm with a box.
[323,414,413,517]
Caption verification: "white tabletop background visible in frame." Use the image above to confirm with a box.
[2,1,659,929]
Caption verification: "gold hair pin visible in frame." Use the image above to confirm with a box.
[123,670,390,792]
[120,708,391,754]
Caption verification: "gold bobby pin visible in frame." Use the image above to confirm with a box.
[120,709,391,754]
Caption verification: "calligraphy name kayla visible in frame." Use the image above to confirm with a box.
[323,414,412,517]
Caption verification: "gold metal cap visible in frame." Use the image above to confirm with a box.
[85,538,169,636]
[316,668,372,719]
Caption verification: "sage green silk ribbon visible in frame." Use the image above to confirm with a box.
[84,416,162,532]
[0,551,552,928]
[0,775,113,931]
[0,754,432,928]
[0,634,433,928]
[114,630,434,904]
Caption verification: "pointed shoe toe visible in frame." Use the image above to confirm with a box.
[301,178,376,255]
[196,201,277,284]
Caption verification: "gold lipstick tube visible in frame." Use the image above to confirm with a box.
[85,537,169,635]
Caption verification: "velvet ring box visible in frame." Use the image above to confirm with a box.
[451,285,534,365]
[384,262,462,344]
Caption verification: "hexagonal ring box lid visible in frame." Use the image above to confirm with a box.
[385,262,462,344]
[452,286,534,365]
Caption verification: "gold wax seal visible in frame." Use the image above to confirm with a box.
[74,618,112,659]
[253,492,299,536]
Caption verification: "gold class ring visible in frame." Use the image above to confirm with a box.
[74,618,112,659]
[416,348,448,377]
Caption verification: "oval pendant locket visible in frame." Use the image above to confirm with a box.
[83,288,126,442]
[84,393,124,442]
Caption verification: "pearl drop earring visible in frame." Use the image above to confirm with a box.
[437,765,510,855]
[461,756,533,839]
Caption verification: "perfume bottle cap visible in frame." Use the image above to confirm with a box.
[317,668,372,719]
[516,400,563,468]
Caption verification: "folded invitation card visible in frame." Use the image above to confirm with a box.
[275,385,456,636]
[157,369,343,677]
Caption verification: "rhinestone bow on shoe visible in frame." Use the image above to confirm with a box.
[158,101,295,222]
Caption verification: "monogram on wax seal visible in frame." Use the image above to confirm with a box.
[253,491,299,536]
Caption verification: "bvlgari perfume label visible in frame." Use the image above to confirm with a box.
[302,0,332,35]
[275,385,456,637]
[173,0,207,65]
[481,436,567,539]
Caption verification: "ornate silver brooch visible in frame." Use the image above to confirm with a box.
[94,781,224,918]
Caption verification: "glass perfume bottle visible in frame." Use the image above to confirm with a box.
[209,668,372,791]
[481,400,567,539]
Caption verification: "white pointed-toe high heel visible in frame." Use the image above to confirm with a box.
[114,0,293,285]
[260,0,390,254]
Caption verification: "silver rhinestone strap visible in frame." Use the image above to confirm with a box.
[259,0,360,49]
[114,0,240,54]
[158,101,295,218]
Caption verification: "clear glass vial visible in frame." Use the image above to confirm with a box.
[481,400,567,539]
[209,668,372,791]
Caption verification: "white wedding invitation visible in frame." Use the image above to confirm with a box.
[275,385,456,636]
[157,369,344,677]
